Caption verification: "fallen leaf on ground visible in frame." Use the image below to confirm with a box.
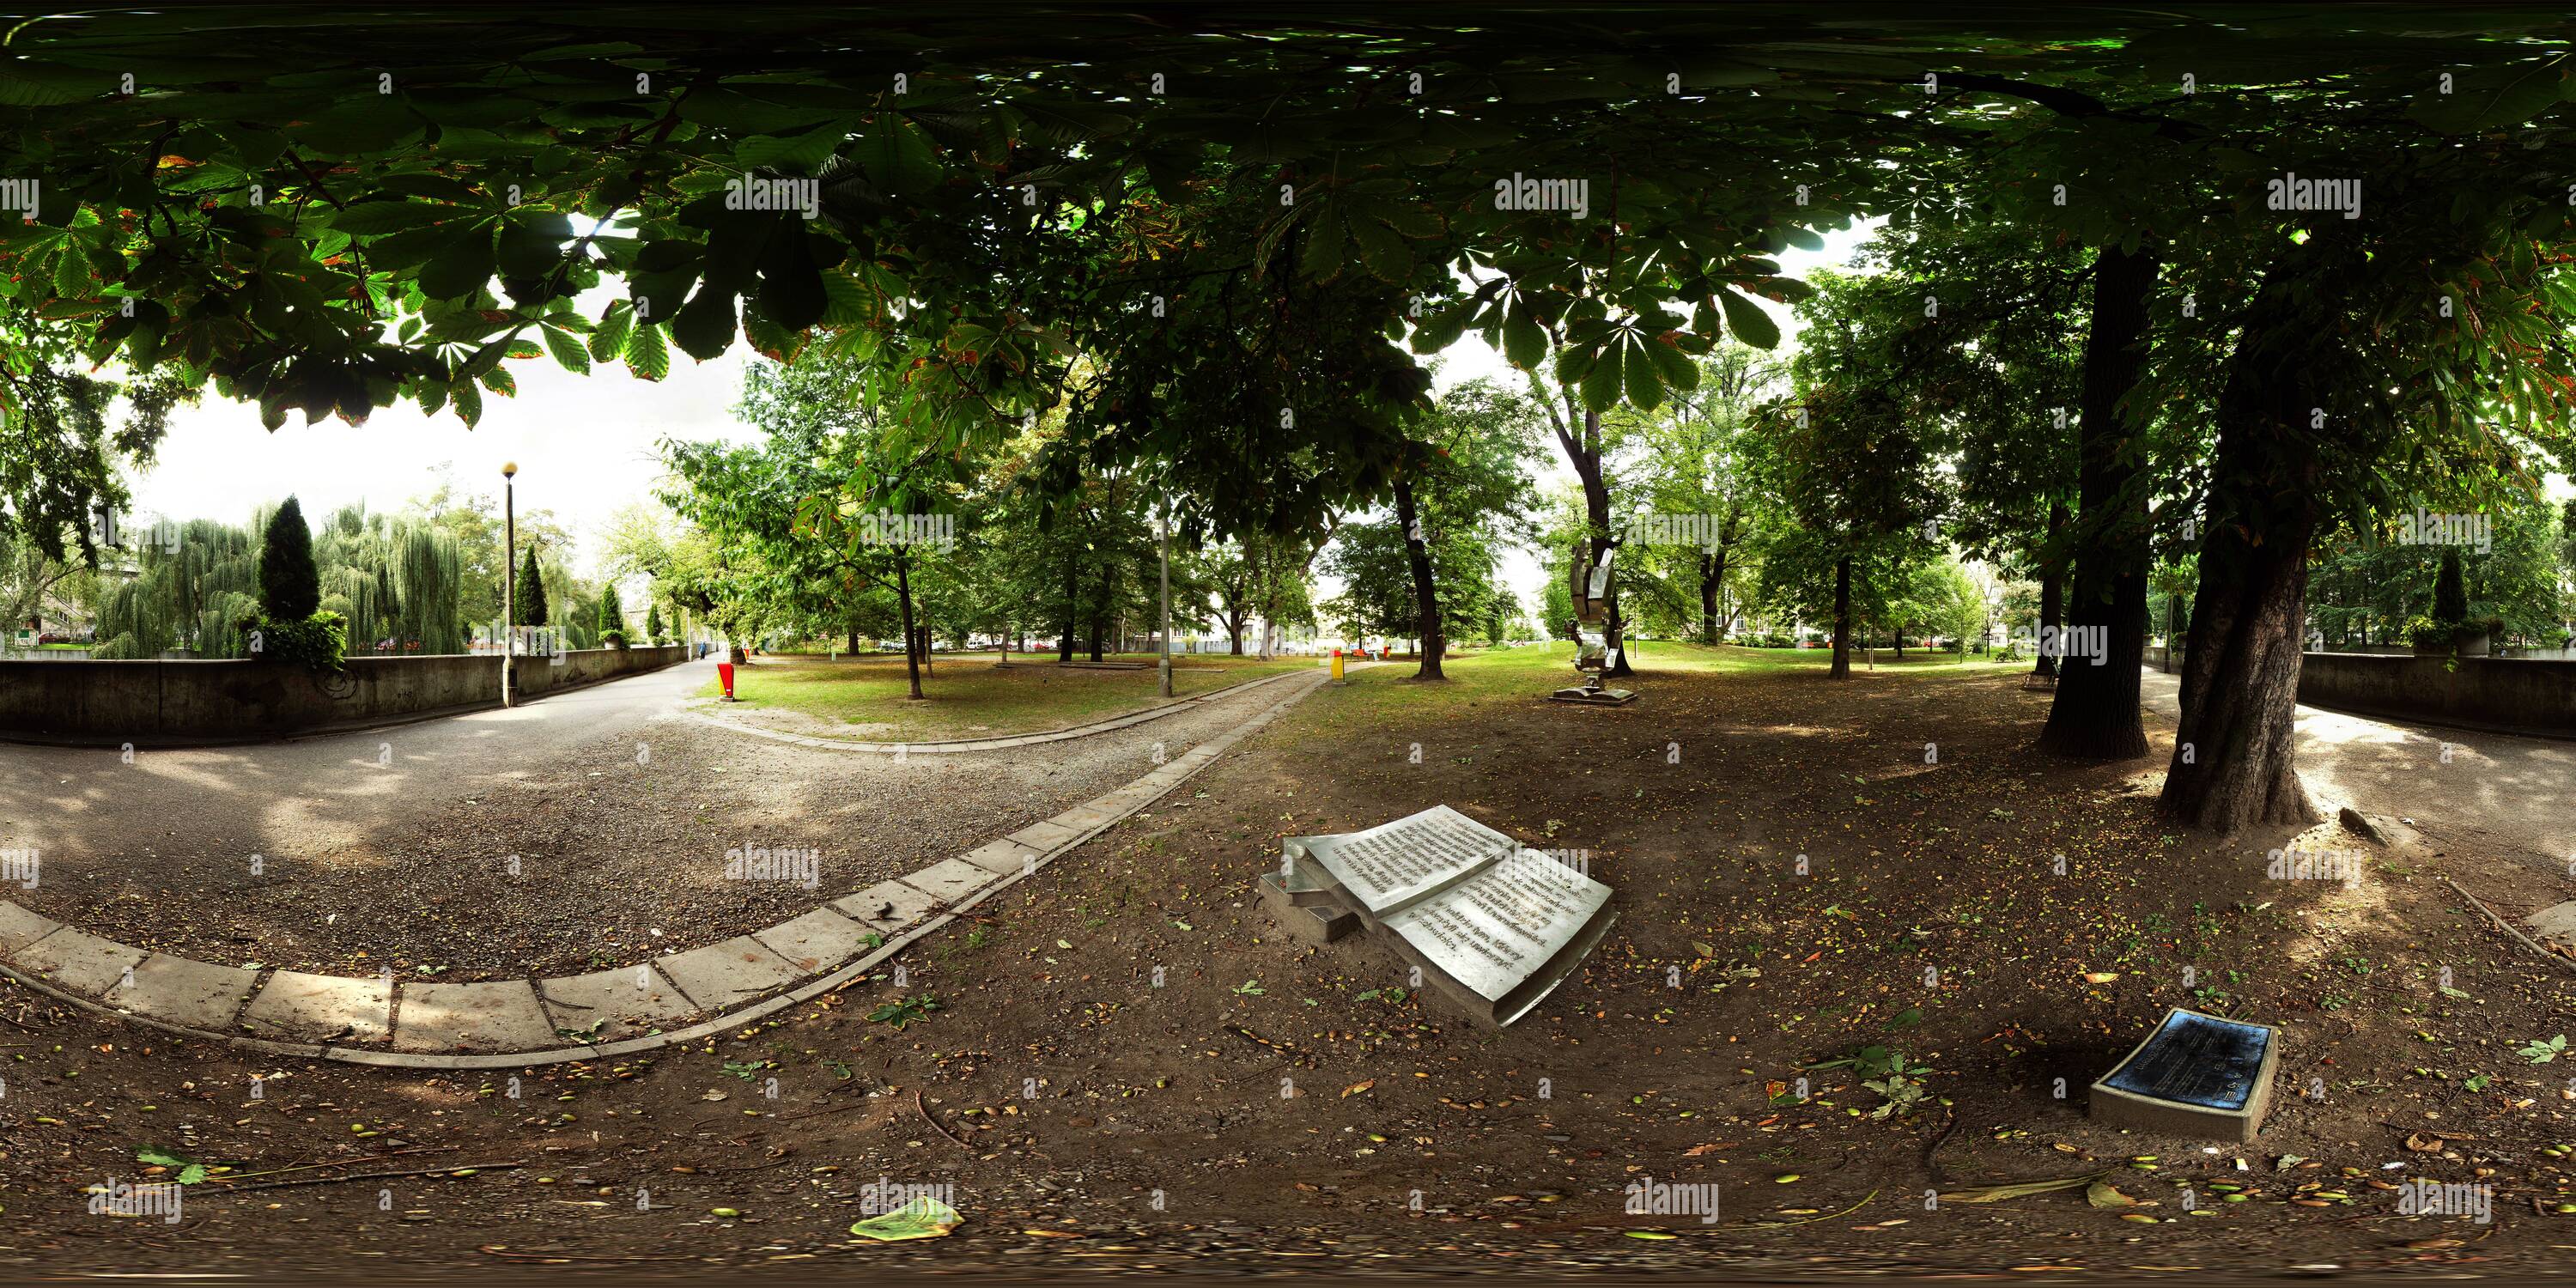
[1938,1173,2104,1204]
[851,1196,962,1242]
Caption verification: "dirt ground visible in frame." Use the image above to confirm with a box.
[3,647,2573,1279]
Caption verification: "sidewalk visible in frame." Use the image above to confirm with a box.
[2136,666,2575,873]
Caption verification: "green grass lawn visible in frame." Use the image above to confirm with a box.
[700,651,1317,741]
[1291,639,2028,736]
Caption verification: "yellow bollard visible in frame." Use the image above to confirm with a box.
[1331,650,1346,681]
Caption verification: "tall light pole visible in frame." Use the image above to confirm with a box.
[501,461,518,708]
[1157,497,1173,699]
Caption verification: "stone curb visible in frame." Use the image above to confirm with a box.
[0,665,1352,1068]
[679,665,1316,754]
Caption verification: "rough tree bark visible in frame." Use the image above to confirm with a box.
[1698,549,1722,643]
[1828,556,1852,679]
[2033,501,2067,678]
[1393,476,1446,681]
[2159,270,2327,832]
[895,551,922,700]
[1057,552,1078,662]
[2037,243,2159,759]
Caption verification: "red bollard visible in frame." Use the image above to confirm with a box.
[718,660,736,701]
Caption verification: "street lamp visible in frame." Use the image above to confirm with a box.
[501,461,518,708]
[1157,495,1173,699]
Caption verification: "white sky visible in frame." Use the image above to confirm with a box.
[123,222,1884,617]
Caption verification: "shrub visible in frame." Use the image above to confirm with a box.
[258,495,320,620]
[239,610,348,671]
[2433,547,2468,624]
[2406,615,2453,650]
[2462,614,2506,641]
[513,547,549,626]
[601,629,628,649]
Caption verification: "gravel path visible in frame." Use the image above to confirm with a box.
[0,659,1298,979]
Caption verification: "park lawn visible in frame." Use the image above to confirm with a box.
[698,649,1316,742]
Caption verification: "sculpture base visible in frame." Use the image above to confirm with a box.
[1549,685,1636,707]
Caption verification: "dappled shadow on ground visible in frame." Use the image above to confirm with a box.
[0,661,1294,976]
[10,645,2576,1273]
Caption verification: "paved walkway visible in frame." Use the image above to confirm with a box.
[0,664,1350,1068]
[2136,666,2574,872]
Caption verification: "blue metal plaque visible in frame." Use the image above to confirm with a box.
[2100,1010,2270,1110]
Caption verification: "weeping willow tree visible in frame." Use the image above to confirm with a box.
[91,519,260,658]
[92,504,469,659]
[314,504,467,653]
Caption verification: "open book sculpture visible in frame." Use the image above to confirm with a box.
[1256,805,1616,1027]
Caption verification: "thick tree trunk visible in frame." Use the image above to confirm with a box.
[1057,553,1078,661]
[1229,622,1243,654]
[896,553,922,700]
[1829,556,1852,679]
[1564,410,1634,678]
[2158,268,2329,832]
[2038,244,2159,759]
[846,627,860,655]
[1086,568,1111,662]
[1393,477,1446,681]
[1698,547,1726,644]
[2033,501,2068,678]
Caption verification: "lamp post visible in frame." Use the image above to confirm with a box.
[1157,497,1173,699]
[501,461,518,708]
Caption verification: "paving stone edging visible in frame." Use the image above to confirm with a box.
[0,665,1352,1070]
[679,665,1315,753]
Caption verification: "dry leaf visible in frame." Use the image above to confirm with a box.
[1938,1173,2105,1204]
[2084,1180,2137,1209]
[2405,1133,2445,1152]
[1341,1079,1375,1098]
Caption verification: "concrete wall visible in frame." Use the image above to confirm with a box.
[0,646,688,743]
[2296,651,2576,734]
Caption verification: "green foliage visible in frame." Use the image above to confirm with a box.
[2404,616,2453,651]
[596,588,626,644]
[242,610,349,671]
[257,495,319,620]
[866,993,942,1030]
[2433,548,2469,624]
[512,546,549,626]
[644,600,665,641]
